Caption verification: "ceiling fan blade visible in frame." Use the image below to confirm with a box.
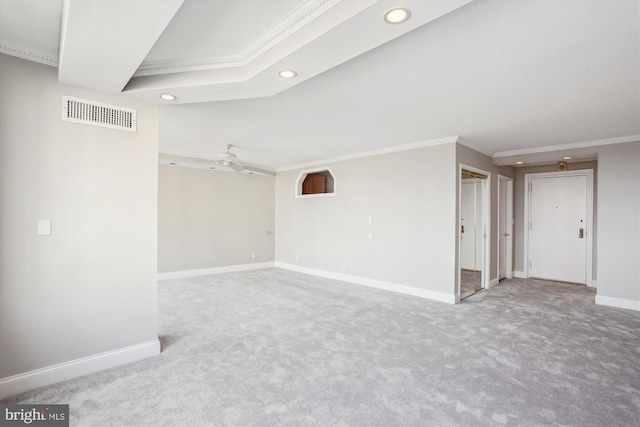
[230,162,243,172]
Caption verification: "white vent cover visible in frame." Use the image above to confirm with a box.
[62,96,137,132]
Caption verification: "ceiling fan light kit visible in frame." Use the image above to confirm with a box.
[215,144,244,172]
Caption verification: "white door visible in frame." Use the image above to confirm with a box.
[528,175,587,284]
[498,177,512,280]
[474,180,484,272]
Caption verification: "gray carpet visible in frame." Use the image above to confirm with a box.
[3,269,639,426]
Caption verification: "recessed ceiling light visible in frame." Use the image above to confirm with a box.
[278,70,297,79]
[563,156,572,160]
[516,161,524,165]
[384,7,411,24]
[160,93,176,101]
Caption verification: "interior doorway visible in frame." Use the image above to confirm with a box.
[459,166,490,301]
[524,170,594,285]
[498,175,513,280]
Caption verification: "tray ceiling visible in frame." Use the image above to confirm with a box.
[0,0,472,103]
[1,0,638,171]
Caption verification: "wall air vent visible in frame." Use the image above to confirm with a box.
[62,96,137,132]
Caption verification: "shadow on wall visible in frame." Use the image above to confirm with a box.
[158,335,180,353]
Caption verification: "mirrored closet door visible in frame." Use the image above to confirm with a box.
[460,169,487,300]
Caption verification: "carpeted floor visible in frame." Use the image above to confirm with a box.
[3,269,639,426]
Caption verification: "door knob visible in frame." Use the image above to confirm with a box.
[579,228,584,238]
[504,233,510,237]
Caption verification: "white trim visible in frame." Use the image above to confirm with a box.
[277,136,460,172]
[0,41,59,68]
[134,0,341,76]
[457,136,493,157]
[493,135,640,158]
[158,262,275,280]
[294,192,335,199]
[514,270,526,278]
[295,167,336,198]
[0,340,160,399]
[489,277,500,288]
[595,295,640,311]
[523,169,594,285]
[275,262,455,304]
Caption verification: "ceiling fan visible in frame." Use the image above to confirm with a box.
[215,144,244,172]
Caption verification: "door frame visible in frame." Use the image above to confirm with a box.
[457,164,491,302]
[523,169,594,286]
[498,175,513,280]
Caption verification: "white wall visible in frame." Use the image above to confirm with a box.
[596,141,640,308]
[158,165,275,273]
[275,143,457,299]
[0,55,159,388]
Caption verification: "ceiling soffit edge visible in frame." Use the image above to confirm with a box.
[134,0,342,77]
[57,0,184,93]
[275,136,461,172]
[492,134,640,159]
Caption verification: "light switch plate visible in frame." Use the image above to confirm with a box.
[38,220,51,236]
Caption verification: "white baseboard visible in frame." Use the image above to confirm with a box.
[158,262,275,280]
[488,278,500,288]
[595,295,640,311]
[0,339,160,400]
[513,271,526,278]
[275,262,455,304]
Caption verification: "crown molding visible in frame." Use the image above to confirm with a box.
[134,0,339,77]
[456,136,493,157]
[0,40,58,67]
[492,134,640,158]
[276,136,461,172]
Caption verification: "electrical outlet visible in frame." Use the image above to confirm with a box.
[251,252,256,258]
[342,260,347,269]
